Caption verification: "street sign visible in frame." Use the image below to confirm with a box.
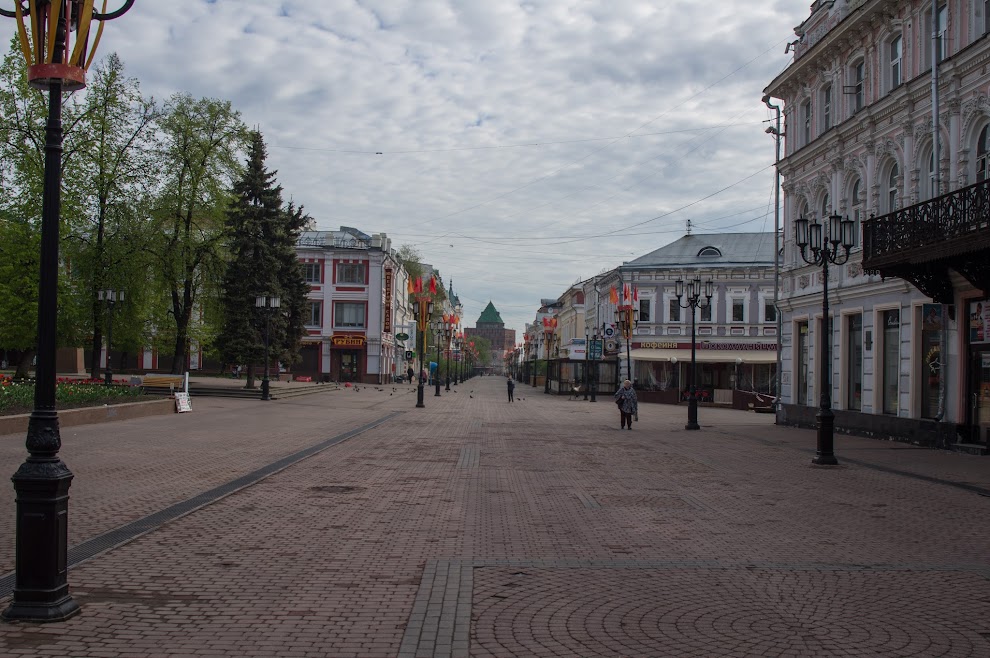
[405,351,414,361]
[396,332,409,341]
[603,324,616,339]
[589,339,603,360]
[604,339,618,354]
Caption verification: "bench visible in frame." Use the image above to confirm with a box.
[142,374,188,395]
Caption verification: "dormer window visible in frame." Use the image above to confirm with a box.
[698,247,722,257]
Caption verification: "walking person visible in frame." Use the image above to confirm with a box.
[507,376,515,402]
[613,379,638,430]
[407,365,415,385]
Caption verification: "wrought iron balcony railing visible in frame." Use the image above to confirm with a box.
[863,178,990,269]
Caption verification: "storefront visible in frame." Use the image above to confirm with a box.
[630,340,777,404]
[966,300,990,446]
[329,334,366,383]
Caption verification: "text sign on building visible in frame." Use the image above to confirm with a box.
[331,335,366,347]
[383,268,393,334]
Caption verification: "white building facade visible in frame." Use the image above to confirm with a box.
[765,0,990,449]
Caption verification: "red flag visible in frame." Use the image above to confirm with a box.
[407,277,415,294]
[414,277,423,293]
[633,286,639,302]
[429,276,438,294]
[609,286,619,304]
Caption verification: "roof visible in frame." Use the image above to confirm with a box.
[623,233,776,268]
[477,302,504,325]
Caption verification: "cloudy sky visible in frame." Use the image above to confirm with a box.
[2,0,803,336]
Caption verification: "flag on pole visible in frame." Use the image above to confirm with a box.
[407,277,415,294]
[609,286,619,304]
[429,276,438,294]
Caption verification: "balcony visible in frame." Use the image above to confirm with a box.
[863,179,990,302]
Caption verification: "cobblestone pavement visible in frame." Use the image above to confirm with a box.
[1,377,988,657]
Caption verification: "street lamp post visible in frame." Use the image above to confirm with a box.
[675,277,714,431]
[442,314,456,391]
[1,0,132,623]
[256,295,281,401]
[99,289,124,385]
[795,213,855,466]
[614,304,639,385]
[412,295,434,408]
[432,319,444,397]
[542,317,558,394]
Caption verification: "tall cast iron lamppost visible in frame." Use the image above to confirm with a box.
[256,295,281,401]
[1,0,133,624]
[411,291,434,408]
[615,301,639,385]
[675,277,713,431]
[432,319,444,397]
[442,314,457,391]
[542,316,558,394]
[795,213,855,466]
[99,289,124,385]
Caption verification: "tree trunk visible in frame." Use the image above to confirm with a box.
[245,364,257,389]
[90,324,103,380]
[15,350,34,381]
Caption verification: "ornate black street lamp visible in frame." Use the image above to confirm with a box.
[99,289,124,385]
[441,314,456,391]
[256,295,281,401]
[432,319,444,397]
[615,303,639,386]
[412,294,433,408]
[795,213,855,466]
[542,317,558,394]
[675,277,714,431]
[1,0,132,624]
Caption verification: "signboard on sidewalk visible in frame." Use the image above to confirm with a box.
[174,392,192,413]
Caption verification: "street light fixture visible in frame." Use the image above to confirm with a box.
[675,277,714,431]
[614,303,639,385]
[441,313,457,391]
[432,319,444,397]
[98,289,124,385]
[1,0,133,623]
[255,295,281,401]
[795,213,855,465]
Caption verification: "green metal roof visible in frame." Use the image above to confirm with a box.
[477,302,503,325]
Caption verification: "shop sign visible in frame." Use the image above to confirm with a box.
[640,341,678,349]
[383,268,393,333]
[332,335,366,347]
[396,332,409,341]
[969,300,990,344]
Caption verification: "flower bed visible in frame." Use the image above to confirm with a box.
[0,376,148,417]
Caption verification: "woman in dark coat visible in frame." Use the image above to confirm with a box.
[613,379,638,430]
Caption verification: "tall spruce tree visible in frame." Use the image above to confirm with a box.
[218,131,307,386]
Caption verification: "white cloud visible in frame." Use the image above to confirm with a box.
[0,0,802,335]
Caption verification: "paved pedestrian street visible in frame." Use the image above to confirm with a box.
[1,378,989,657]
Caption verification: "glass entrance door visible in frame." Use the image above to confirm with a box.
[339,350,360,382]
[970,350,990,444]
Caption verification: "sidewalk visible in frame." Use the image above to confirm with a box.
[1,377,987,657]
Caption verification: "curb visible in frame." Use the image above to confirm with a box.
[0,398,176,437]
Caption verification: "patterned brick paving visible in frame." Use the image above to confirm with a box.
[0,378,988,656]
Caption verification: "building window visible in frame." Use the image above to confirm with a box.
[889,36,902,90]
[820,193,830,219]
[303,263,320,284]
[700,303,712,322]
[886,164,899,213]
[822,85,832,131]
[334,302,365,328]
[986,0,990,35]
[764,302,777,323]
[851,61,865,113]
[927,5,948,67]
[850,179,863,248]
[669,299,681,322]
[882,309,900,415]
[336,262,366,285]
[797,322,809,406]
[846,314,862,411]
[977,126,990,182]
[732,299,744,323]
[639,299,651,323]
[307,301,322,327]
[698,247,721,257]
[801,100,812,145]
[926,150,937,200]
[920,305,943,419]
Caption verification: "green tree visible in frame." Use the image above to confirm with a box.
[217,131,308,387]
[147,94,248,373]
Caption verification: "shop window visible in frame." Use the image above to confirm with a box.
[797,322,810,405]
[846,314,863,411]
[921,305,943,419]
[303,263,321,284]
[882,309,900,415]
[639,299,651,323]
[307,301,322,327]
[335,302,365,328]
[336,263,366,285]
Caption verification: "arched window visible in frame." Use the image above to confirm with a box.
[886,164,899,213]
[698,247,722,257]
[822,85,832,131]
[850,60,865,113]
[977,126,990,182]
[926,150,937,200]
[851,179,863,247]
[820,193,830,219]
[802,100,812,146]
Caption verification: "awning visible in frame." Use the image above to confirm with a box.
[629,348,777,364]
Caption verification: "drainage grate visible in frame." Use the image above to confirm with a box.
[0,410,403,599]
[457,445,480,469]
